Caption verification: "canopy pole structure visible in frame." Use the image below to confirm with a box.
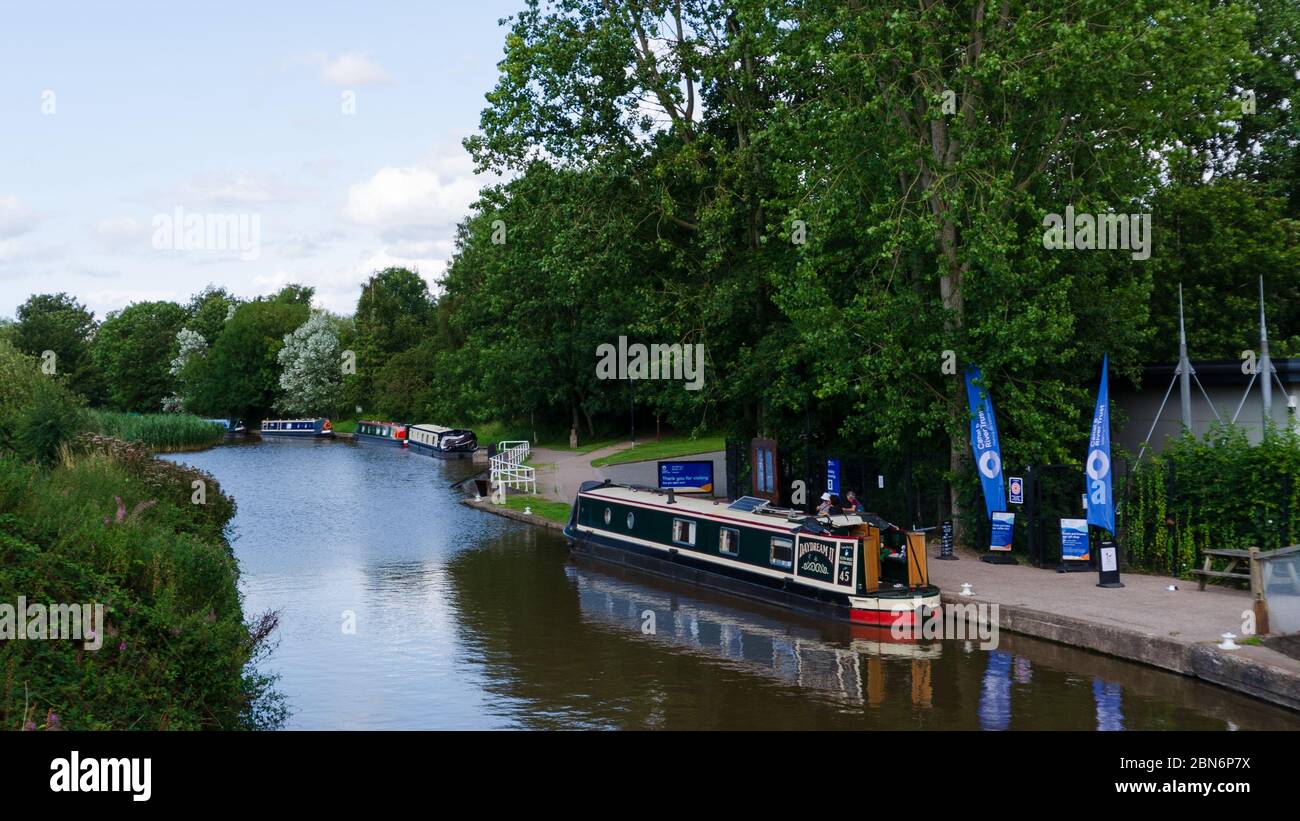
[1136,284,1222,467]
[1231,276,1293,427]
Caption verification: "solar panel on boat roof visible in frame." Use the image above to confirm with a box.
[727,496,770,512]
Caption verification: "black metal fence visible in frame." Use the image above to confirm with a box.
[725,439,948,529]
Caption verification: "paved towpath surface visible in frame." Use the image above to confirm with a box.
[928,549,1300,709]
[528,442,635,503]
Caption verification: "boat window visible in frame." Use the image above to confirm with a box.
[672,518,696,546]
[626,512,635,530]
[603,508,612,526]
[770,537,794,570]
[719,527,740,556]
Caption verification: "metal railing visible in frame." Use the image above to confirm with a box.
[490,440,536,498]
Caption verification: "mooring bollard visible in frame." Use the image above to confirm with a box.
[960,582,973,597]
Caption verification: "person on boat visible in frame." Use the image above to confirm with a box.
[843,490,863,513]
[816,492,833,516]
[816,493,843,517]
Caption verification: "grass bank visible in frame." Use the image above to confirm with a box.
[85,411,226,452]
[500,493,572,524]
[0,435,285,730]
[589,434,726,467]
[0,341,283,730]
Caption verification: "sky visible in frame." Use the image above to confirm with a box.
[0,0,521,319]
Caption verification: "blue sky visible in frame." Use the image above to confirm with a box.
[0,0,520,318]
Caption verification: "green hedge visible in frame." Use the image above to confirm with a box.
[1120,424,1300,576]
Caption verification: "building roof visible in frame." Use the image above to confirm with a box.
[1140,358,1300,387]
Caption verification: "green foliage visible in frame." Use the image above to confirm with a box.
[13,293,104,403]
[347,268,436,413]
[1120,425,1300,575]
[275,311,344,417]
[182,285,240,343]
[84,411,225,451]
[0,435,283,729]
[0,341,86,465]
[93,301,188,412]
[184,291,311,420]
[1148,181,1300,360]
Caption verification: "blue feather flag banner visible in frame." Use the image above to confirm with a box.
[1085,355,1115,535]
[965,365,1007,518]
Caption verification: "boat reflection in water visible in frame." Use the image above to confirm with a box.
[571,556,939,709]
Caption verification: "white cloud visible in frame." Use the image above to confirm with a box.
[342,150,480,239]
[176,173,281,205]
[286,52,392,87]
[322,53,392,86]
[0,195,38,238]
[95,216,147,249]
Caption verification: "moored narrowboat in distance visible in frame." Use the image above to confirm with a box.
[407,424,478,459]
[260,418,334,438]
[564,481,940,630]
[353,420,409,447]
[203,418,246,435]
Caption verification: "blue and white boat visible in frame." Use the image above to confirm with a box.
[260,418,334,438]
[407,424,477,459]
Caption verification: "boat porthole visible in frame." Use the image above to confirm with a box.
[603,508,611,526]
[626,512,635,529]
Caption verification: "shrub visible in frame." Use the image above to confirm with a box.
[0,438,283,730]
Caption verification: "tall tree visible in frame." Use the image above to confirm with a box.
[276,312,345,416]
[93,300,187,412]
[13,292,104,402]
[185,289,311,420]
[349,268,436,414]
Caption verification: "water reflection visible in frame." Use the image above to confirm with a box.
[572,566,940,707]
[1094,679,1125,731]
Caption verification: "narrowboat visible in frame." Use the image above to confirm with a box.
[353,420,409,447]
[407,424,478,459]
[203,418,246,435]
[564,481,940,629]
[259,418,334,438]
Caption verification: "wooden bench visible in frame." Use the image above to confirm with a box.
[1193,548,1253,591]
[1192,546,1300,635]
[1193,546,1300,591]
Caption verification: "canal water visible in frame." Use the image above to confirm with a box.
[165,439,1300,730]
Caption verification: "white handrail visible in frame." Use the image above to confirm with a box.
[490,440,535,499]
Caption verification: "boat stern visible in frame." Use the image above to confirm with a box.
[848,588,941,631]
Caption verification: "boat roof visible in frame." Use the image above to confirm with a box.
[409,424,471,434]
[262,418,323,423]
[358,420,405,426]
[578,484,870,534]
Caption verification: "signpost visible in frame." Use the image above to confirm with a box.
[982,512,1016,564]
[658,460,714,494]
[1009,476,1024,506]
[827,458,841,496]
[1059,517,1091,573]
[938,519,957,561]
[1097,539,1124,588]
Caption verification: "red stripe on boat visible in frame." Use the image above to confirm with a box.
[850,608,916,627]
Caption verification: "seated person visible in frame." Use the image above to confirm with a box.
[815,492,833,516]
[816,492,844,517]
[843,489,863,513]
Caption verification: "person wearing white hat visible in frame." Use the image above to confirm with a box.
[816,492,833,516]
